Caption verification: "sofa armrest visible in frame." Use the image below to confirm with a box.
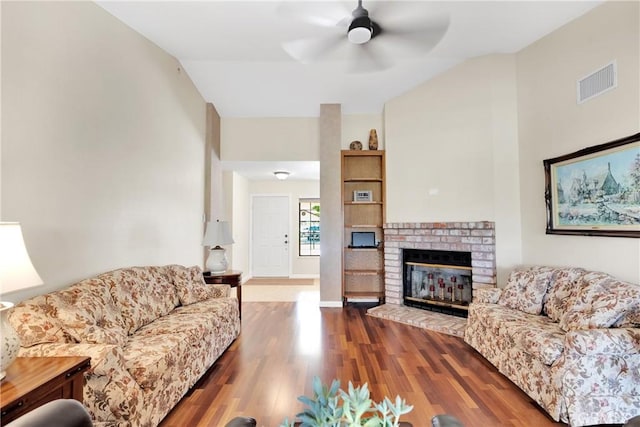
[18,343,143,425]
[564,328,640,356]
[18,342,127,376]
[556,329,640,425]
[473,288,502,304]
[208,284,231,298]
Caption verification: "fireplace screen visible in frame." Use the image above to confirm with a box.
[403,249,472,316]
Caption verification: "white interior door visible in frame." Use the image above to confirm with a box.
[251,195,290,276]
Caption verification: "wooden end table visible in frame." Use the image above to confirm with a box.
[0,356,91,425]
[203,270,242,319]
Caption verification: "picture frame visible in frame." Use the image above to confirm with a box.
[543,132,640,238]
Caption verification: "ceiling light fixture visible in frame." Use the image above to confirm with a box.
[348,16,372,44]
[274,171,290,180]
[348,1,372,44]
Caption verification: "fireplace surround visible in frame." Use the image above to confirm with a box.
[384,222,497,310]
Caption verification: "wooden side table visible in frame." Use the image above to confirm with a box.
[0,356,91,425]
[203,270,242,319]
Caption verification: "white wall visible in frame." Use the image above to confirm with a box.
[248,180,320,278]
[517,1,640,283]
[1,2,207,301]
[384,54,522,284]
[221,117,319,161]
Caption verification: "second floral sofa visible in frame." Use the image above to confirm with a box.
[10,264,240,427]
[464,266,640,426]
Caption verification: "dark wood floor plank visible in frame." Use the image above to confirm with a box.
[160,302,567,427]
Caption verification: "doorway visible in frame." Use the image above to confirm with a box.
[251,195,290,276]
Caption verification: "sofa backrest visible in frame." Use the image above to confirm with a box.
[542,267,587,322]
[54,278,128,346]
[558,271,640,331]
[100,266,180,335]
[166,264,212,306]
[9,293,71,347]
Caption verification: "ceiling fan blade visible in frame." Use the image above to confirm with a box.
[277,1,352,28]
[377,14,450,56]
[347,43,393,74]
[282,34,345,64]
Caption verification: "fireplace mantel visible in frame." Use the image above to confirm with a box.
[383,222,497,306]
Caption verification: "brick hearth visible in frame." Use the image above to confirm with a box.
[383,222,497,305]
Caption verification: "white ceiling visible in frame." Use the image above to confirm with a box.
[96,0,602,180]
[221,160,320,181]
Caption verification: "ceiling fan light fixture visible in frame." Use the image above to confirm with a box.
[348,16,372,44]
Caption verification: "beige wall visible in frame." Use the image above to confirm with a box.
[517,0,640,283]
[1,2,207,301]
[247,180,320,278]
[221,117,320,161]
[342,114,384,150]
[228,171,250,280]
[384,54,523,284]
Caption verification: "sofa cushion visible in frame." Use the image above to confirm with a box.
[55,278,128,346]
[101,266,179,334]
[168,265,225,305]
[471,303,530,331]
[502,317,566,365]
[543,268,586,322]
[123,333,189,390]
[134,312,215,347]
[614,308,640,328]
[498,266,555,315]
[559,272,640,331]
[9,294,69,347]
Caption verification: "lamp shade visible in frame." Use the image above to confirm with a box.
[0,222,43,295]
[203,221,234,247]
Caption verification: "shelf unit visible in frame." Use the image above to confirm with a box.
[341,150,385,304]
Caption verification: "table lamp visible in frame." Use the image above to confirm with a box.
[203,220,234,273]
[0,222,44,380]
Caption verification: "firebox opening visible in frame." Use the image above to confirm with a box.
[403,249,472,318]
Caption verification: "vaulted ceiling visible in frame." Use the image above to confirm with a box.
[98,1,602,118]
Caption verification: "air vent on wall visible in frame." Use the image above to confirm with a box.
[577,61,617,104]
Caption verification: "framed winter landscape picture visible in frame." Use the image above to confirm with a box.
[544,132,640,238]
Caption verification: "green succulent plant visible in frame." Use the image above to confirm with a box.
[280,376,413,427]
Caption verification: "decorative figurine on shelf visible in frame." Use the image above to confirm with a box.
[368,129,378,150]
[450,277,457,302]
[349,140,363,150]
[438,277,445,300]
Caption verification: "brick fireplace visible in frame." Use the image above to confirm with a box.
[383,222,497,310]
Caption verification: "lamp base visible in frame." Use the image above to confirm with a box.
[206,247,228,273]
[1,302,19,381]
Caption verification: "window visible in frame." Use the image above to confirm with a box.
[299,199,320,256]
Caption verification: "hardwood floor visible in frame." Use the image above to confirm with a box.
[159,301,565,427]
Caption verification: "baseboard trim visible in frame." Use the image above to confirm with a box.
[345,298,379,303]
[319,300,343,308]
[289,274,320,279]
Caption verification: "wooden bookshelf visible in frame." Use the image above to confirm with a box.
[341,150,385,305]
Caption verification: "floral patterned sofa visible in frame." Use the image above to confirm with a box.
[9,265,240,427]
[464,266,640,426]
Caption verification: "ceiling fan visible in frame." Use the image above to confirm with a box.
[280,0,450,73]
